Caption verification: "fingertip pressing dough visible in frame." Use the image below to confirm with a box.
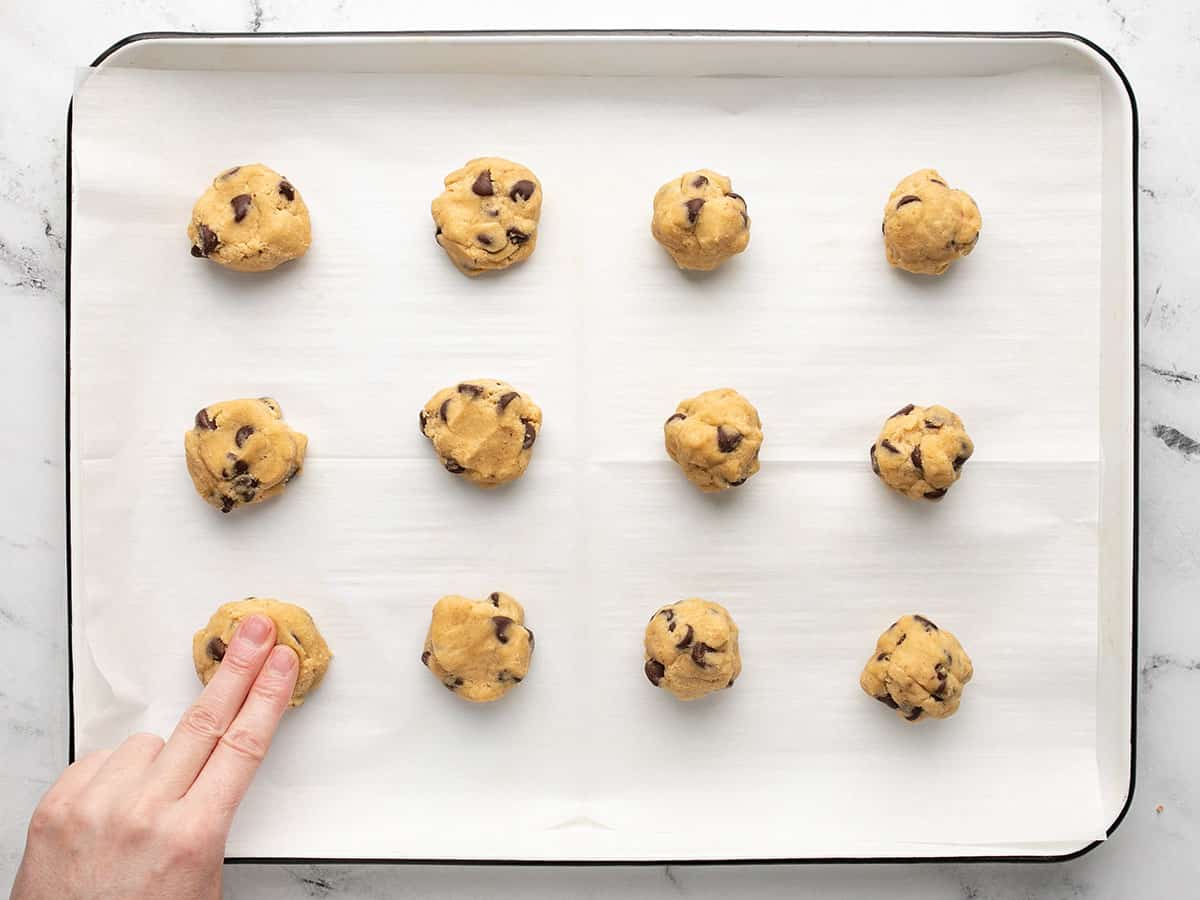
[860,614,973,722]
[187,164,311,271]
[651,169,750,271]
[431,157,542,276]
[422,592,535,703]
[881,168,981,275]
[193,598,332,707]
[644,598,741,701]
[185,397,308,513]
[419,379,542,488]
[870,403,973,501]
[664,388,762,492]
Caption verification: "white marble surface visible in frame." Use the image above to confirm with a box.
[2,0,1197,896]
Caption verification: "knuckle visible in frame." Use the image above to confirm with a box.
[179,704,227,742]
[218,727,268,764]
[64,799,106,834]
[27,798,67,840]
[167,822,220,864]
[127,731,166,751]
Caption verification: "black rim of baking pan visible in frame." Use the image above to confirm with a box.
[64,28,1139,867]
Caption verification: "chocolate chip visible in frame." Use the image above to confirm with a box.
[233,459,249,476]
[929,178,947,187]
[675,624,694,650]
[667,621,676,632]
[692,175,709,188]
[684,198,705,224]
[284,467,299,485]
[509,180,536,202]
[717,426,743,453]
[728,477,748,487]
[913,614,939,631]
[662,608,676,624]
[235,425,254,447]
[881,220,886,236]
[195,408,217,430]
[905,707,924,721]
[232,473,259,501]
[278,180,295,201]
[876,693,899,709]
[444,459,466,475]
[523,421,537,449]
[490,592,501,606]
[497,391,519,412]
[953,452,970,470]
[207,637,226,661]
[471,170,494,197]
[876,652,890,662]
[526,628,535,652]
[726,678,736,688]
[507,227,530,245]
[231,194,252,223]
[434,227,442,243]
[421,650,431,667]
[870,443,880,475]
[645,659,665,686]
[740,211,749,228]
[896,195,921,209]
[725,192,745,208]
[492,616,514,643]
[896,632,907,646]
[910,445,923,472]
[924,419,943,430]
[935,663,948,681]
[194,223,219,257]
[665,413,686,426]
[924,488,948,500]
[222,166,240,178]
[439,398,452,420]
[458,383,484,397]
[691,642,715,667]
[890,404,915,419]
[190,245,205,258]
[945,651,953,665]
[880,439,899,454]
[419,410,429,434]
[220,496,235,513]
[477,233,494,247]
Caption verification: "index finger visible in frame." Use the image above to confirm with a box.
[186,643,298,821]
[148,614,277,799]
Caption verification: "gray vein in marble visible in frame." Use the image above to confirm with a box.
[1143,283,1162,325]
[0,238,50,292]
[1141,362,1200,384]
[1151,424,1200,457]
[1142,653,1200,688]
[249,0,264,33]
[663,866,683,894]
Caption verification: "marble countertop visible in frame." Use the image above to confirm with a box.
[2,1,1196,896]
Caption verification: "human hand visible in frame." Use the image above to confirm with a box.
[11,614,298,900]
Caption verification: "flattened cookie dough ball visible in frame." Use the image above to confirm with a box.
[193,598,332,707]
[420,379,542,488]
[644,599,741,701]
[860,614,973,722]
[664,388,762,492]
[187,164,311,271]
[185,397,308,513]
[431,157,542,276]
[882,168,981,275]
[870,403,973,502]
[422,592,535,703]
[651,169,750,271]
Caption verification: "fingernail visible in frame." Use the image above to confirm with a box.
[239,615,272,646]
[269,645,298,674]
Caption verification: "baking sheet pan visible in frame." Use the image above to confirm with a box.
[66,32,1137,863]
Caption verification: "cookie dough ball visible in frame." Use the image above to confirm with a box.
[419,380,542,488]
[193,598,332,707]
[187,164,311,272]
[644,599,741,701]
[870,403,973,502]
[422,592,535,703]
[860,614,973,722]
[185,397,308,513]
[431,157,542,276]
[651,169,750,271]
[882,168,981,275]
[664,388,762,492]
